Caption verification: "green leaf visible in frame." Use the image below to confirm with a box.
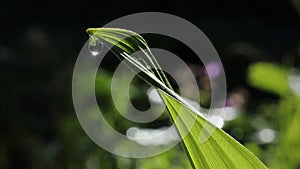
[86,28,268,169]
[247,62,290,96]
[160,92,267,169]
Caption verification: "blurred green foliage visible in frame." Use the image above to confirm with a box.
[248,63,290,96]
[56,61,300,169]
[248,62,300,169]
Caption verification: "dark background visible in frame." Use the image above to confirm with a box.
[1,0,300,168]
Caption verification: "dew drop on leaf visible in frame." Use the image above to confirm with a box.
[88,35,103,56]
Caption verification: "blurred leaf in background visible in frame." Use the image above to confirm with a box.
[248,62,300,169]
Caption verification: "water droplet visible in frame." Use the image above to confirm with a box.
[88,35,103,56]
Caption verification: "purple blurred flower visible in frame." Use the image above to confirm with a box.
[205,62,221,79]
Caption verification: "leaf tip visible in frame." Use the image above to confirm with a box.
[86,28,99,35]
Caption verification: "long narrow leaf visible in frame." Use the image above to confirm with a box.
[86,28,268,169]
